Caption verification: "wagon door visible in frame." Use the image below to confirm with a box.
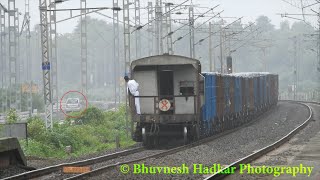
[158,70,174,114]
[134,70,158,114]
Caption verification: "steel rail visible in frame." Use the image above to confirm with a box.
[6,101,315,179]
[204,101,314,180]
[3,147,144,180]
[64,105,279,179]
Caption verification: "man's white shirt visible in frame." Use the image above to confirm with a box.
[127,79,141,114]
[127,79,139,95]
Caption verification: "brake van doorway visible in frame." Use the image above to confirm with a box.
[159,70,174,114]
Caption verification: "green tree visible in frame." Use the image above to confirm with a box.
[256,16,274,32]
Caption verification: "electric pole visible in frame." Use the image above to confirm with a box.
[165,3,173,55]
[113,0,120,106]
[81,0,87,95]
[25,0,32,116]
[318,5,320,72]
[219,24,223,73]
[8,0,18,110]
[49,0,58,113]
[159,0,164,55]
[0,5,7,113]
[123,0,131,136]
[209,22,213,71]
[147,2,154,56]
[155,0,162,55]
[15,8,21,112]
[293,36,298,100]
[39,0,53,129]
[134,0,141,59]
[189,6,195,58]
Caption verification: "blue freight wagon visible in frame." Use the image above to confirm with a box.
[253,77,259,111]
[202,73,217,134]
[260,75,264,107]
[223,75,231,115]
[234,76,242,114]
[129,55,279,147]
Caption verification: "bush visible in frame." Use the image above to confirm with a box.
[20,139,66,158]
[27,116,46,141]
[6,109,19,124]
[21,105,135,159]
[66,106,104,125]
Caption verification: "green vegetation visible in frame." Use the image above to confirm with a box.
[20,106,135,158]
[6,109,19,124]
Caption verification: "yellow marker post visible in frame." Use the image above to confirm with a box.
[63,166,91,174]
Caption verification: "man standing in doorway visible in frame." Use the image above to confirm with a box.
[124,76,141,114]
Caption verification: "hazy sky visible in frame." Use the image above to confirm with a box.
[0,0,317,33]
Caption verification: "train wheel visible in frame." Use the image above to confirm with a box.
[183,126,188,145]
[142,127,147,146]
[142,127,156,148]
[141,127,147,146]
[192,124,200,141]
[152,135,159,147]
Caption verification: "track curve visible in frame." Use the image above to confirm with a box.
[204,101,314,180]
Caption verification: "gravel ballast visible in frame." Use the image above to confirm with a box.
[1,143,142,179]
[26,143,142,169]
[0,166,28,179]
[224,102,320,180]
[90,102,310,180]
[3,102,310,180]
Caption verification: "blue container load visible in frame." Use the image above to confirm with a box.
[260,75,264,106]
[223,75,231,115]
[264,75,268,105]
[234,76,242,113]
[253,76,259,110]
[245,78,249,111]
[202,73,217,134]
[266,75,270,105]
[264,75,267,105]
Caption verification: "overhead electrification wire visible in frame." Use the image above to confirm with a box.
[170,10,223,42]
[230,30,263,52]
[166,5,220,39]
[193,17,243,45]
[226,27,261,49]
[224,23,256,47]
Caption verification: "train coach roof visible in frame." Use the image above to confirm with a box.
[131,55,200,69]
[231,72,277,77]
[201,72,278,77]
[202,72,221,75]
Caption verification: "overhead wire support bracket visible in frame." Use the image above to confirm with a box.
[171,10,224,42]
[166,5,220,39]
[131,0,190,34]
[46,6,120,12]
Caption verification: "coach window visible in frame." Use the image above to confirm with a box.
[179,81,194,96]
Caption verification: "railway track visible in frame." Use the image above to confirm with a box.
[4,101,312,180]
[5,104,273,180]
[61,106,279,179]
[2,147,144,180]
[204,101,315,180]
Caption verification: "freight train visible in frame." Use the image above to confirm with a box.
[128,55,278,147]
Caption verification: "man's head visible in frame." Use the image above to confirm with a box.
[124,76,129,82]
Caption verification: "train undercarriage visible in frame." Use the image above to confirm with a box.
[133,102,276,148]
[133,122,200,147]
